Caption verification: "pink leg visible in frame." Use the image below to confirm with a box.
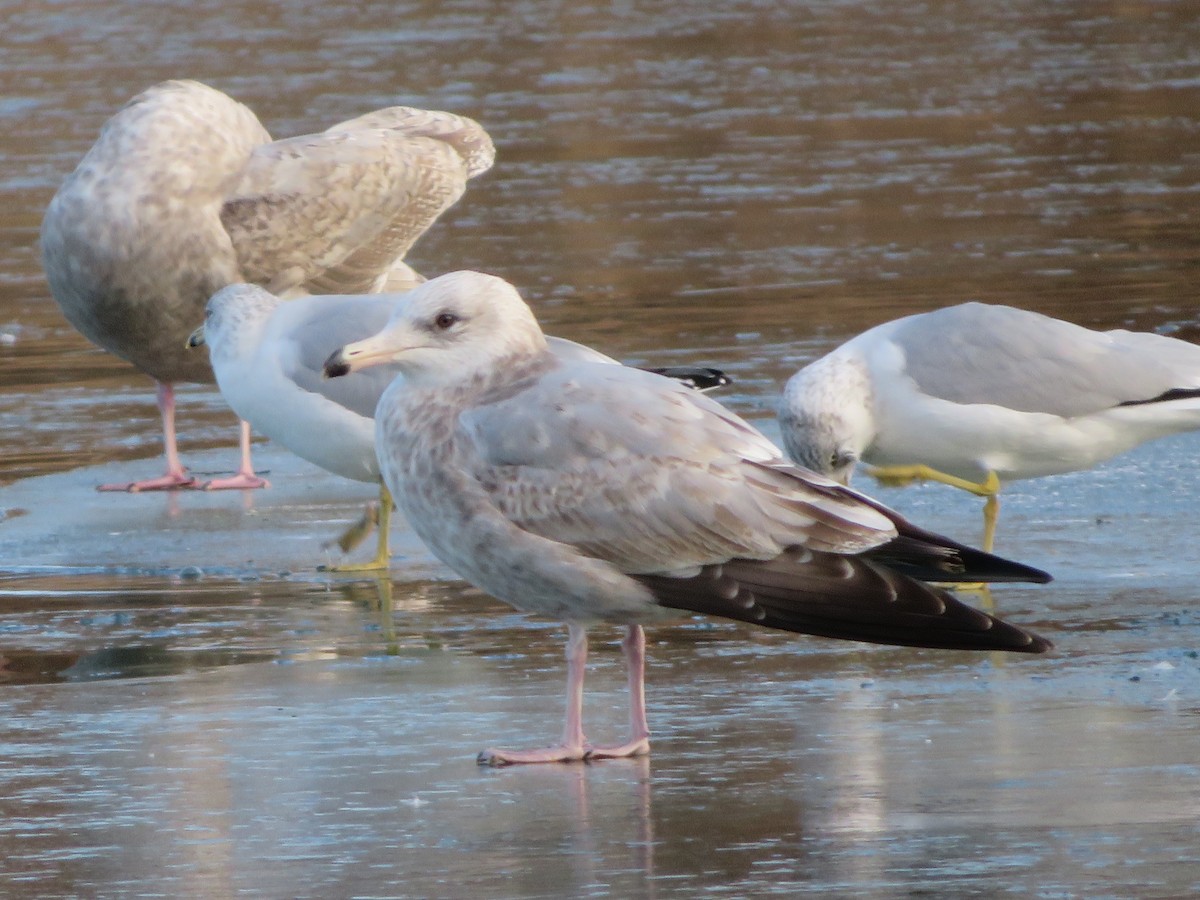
[477,623,651,766]
[203,420,269,490]
[586,625,651,760]
[479,623,591,766]
[98,382,200,492]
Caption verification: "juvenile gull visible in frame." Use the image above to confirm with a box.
[192,283,731,569]
[324,272,1052,766]
[41,79,493,491]
[779,302,1200,550]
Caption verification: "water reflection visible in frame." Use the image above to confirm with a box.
[0,559,1198,894]
[0,574,406,684]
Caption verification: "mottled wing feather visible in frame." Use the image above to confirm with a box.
[894,303,1200,417]
[301,137,466,295]
[304,107,493,295]
[221,130,469,295]
[324,106,496,178]
[462,361,898,575]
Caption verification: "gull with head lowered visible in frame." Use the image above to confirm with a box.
[778,302,1200,550]
[324,271,1053,765]
[41,79,493,491]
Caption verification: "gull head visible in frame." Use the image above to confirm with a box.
[323,270,546,382]
[189,283,283,357]
[777,354,874,485]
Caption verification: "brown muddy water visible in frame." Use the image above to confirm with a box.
[2,1,1200,897]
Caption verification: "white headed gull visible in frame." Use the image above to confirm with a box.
[779,302,1200,550]
[324,272,1051,765]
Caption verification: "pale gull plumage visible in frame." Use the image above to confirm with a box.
[192,283,729,569]
[323,271,1052,766]
[41,79,493,491]
[779,302,1200,550]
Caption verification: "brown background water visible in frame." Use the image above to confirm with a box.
[1,1,1199,896]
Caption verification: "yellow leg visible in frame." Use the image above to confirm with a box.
[981,493,1000,554]
[326,482,393,572]
[868,464,1000,498]
[868,465,1003,554]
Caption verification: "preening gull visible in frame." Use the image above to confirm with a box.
[324,271,1052,766]
[41,79,493,491]
[779,302,1200,550]
[192,283,731,570]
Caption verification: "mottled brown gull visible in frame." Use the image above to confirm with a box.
[191,282,730,570]
[323,271,1052,766]
[778,302,1200,550]
[41,79,493,491]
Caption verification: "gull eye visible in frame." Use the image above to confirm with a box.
[434,312,459,330]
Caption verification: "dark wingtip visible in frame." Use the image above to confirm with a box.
[980,611,1054,654]
[1021,632,1054,654]
[851,502,1053,585]
[944,545,1053,585]
[640,552,1055,656]
[1118,386,1200,407]
[643,365,732,392]
[863,534,1052,586]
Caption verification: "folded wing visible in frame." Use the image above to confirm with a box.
[461,358,1052,651]
[462,361,900,575]
[895,303,1200,416]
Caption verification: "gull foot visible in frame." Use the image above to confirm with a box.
[477,744,588,766]
[202,472,270,490]
[97,473,200,492]
[584,736,651,761]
